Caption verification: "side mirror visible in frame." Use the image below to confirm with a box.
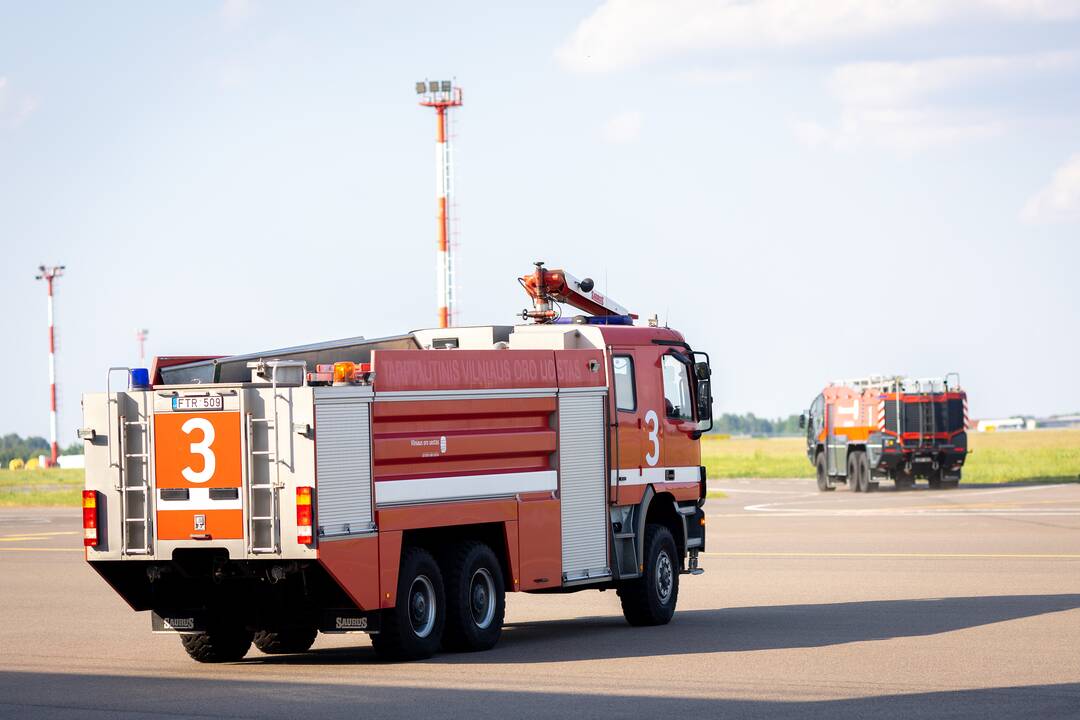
[694,361,711,380]
[798,413,806,429]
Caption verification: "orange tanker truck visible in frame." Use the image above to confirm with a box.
[800,375,968,492]
[78,263,713,662]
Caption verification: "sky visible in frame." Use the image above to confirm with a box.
[1,0,1079,443]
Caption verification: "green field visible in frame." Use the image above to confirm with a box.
[0,468,84,507]
[702,428,1080,484]
[2,429,1077,507]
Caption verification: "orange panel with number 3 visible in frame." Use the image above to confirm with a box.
[154,412,242,489]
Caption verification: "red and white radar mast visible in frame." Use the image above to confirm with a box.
[416,79,463,329]
[34,264,65,466]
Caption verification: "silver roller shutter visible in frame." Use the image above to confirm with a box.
[558,391,610,582]
[314,397,374,537]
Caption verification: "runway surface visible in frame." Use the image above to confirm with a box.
[1,479,1078,719]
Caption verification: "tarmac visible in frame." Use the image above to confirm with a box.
[1,479,1078,719]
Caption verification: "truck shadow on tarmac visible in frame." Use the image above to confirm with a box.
[2,672,1077,719]
[239,592,1080,666]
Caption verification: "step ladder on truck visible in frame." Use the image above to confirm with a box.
[80,262,714,662]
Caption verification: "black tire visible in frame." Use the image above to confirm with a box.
[894,469,914,490]
[371,546,446,661]
[847,452,861,492]
[816,453,834,492]
[180,625,253,663]
[856,452,870,493]
[253,627,317,654]
[442,541,506,652]
[859,453,877,492]
[618,524,679,627]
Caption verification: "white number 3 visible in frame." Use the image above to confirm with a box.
[181,417,216,484]
[644,410,660,467]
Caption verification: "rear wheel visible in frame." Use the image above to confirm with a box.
[894,469,915,490]
[253,627,317,654]
[859,453,877,492]
[847,452,861,492]
[372,547,446,661]
[816,453,833,492]
[442,541,506,652]
[618,524,679,626]
[180,624,253,663]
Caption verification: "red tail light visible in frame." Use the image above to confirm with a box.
[82,490,98,547]
[296,487,313,545]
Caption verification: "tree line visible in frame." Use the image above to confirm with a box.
[711,413,803,436]
[1,434,81,466]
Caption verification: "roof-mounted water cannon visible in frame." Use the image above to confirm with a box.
[519,261,637,324]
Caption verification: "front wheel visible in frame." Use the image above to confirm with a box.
[371,547,446,661]
[618,524,679,627]
[816,453,834,492]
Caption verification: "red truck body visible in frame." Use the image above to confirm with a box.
[81,268,713,661]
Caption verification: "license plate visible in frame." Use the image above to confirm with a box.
[172,395,224,412]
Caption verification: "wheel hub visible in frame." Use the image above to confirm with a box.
[408,575,436,638]
[469,567,496,629]
[656,551,674,604]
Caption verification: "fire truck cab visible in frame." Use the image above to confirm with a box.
[80,264,713,662]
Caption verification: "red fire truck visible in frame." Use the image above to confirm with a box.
[80,263,713,662]
[801,375,968,492]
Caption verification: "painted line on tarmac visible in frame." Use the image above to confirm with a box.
[0,531,79,542]
[0,547,82,553]
[709,509,1080,517]
[703,551,1080,559]
[711,487,813,495]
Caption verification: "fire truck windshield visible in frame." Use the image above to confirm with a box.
[662,355,693,421]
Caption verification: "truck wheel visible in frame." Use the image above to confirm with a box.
[253,627,317,654]
[442,541,506,652]
[847,453,861,492]
[371,546,446,661]
[180,625,253,663]
[859,453,877,492]
[815,454,834,492]
[618,524,679,627]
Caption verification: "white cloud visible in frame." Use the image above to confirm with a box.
[602,110,643,144]
[557,0,1080,73]
[793,52,1077,150]
[0,76,39,129]
[1022,153,1080,221]
[674,67,754,86]
[221,0,256,24]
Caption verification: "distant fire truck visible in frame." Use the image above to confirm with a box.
[800,375,968,492]
[80,263,712,662]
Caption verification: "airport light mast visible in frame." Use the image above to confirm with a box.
[415,79,463,329]
[34,264,65,466]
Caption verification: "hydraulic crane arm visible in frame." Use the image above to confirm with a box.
[520,261,636,323]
